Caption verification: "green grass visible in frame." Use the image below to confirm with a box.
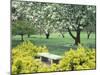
[12,32,96,55]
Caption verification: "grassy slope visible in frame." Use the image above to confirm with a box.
[12,32,96,55]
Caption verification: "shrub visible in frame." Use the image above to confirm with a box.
[12,41,48,74]
[12,41,48,57]
[58,45,96,71]
[12,42,96,74]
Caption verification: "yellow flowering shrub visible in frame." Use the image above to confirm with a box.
[12,41,48,74]
[12,42,96,74]
[58,45,96,71]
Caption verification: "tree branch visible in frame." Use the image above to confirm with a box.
[72,25,77,31]
[67,27,76,40]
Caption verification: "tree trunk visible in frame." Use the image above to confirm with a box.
[39,28,42,36]
[87,31,92,39]
[75,31,80,45]
[28,34,30,38]
[67,27,81,45]
[60,32,65,38]
[61,33,65,38]
[21,34,24,41]
[59,30,65,38]
[45,29,50,39]
[70,61,74,71]
[45,32,50,39]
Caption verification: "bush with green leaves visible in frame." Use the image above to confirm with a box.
[12,41,48,57]
[58,45,96,71]
[12,41,96,74]
[12,41,48,74]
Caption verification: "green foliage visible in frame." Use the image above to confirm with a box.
[12,40,48,57]
[58,45,96,71]
[12,32,96,55]
[12,41,48,74]
[12,41,96,74]
[11,1,96,74]
[12,1,96,34]
[12,20,34,35]
[37,63,58,72]
[12,1,96,45]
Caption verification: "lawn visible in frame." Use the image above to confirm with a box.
[12,32,96,55]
